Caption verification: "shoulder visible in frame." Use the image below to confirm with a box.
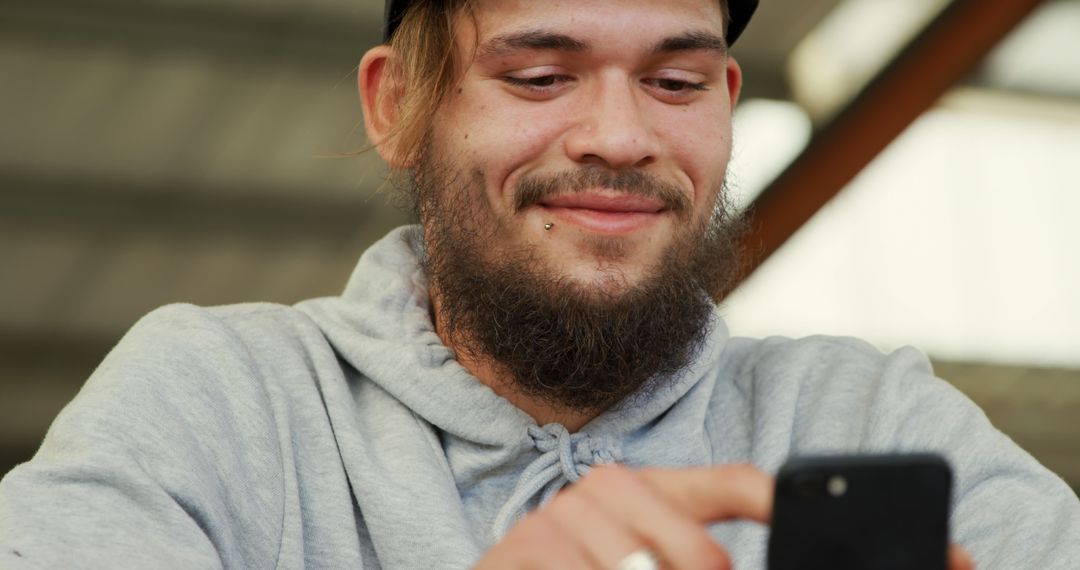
[40,301,335,495]
[716,333,976,452]
[121,301,324,350]
[104,302,330,379]
[730,332,921,368]
[723,333,934,398]
[0,303,307,568]
[60,302,337,442]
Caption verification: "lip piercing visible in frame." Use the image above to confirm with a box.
[544,223,554,231]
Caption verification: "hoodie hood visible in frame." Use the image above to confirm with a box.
[298,226,731,556]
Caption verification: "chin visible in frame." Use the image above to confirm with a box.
[553,257,658,297]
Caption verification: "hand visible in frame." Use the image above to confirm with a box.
[475,463,978,570]
[474,463,772,569]
[949,545,975,570]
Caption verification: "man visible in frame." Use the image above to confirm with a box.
[1,0,1077,568]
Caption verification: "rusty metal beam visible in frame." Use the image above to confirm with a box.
[730,0,1046,292]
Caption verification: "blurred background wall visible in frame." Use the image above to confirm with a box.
[2,0,1078,492]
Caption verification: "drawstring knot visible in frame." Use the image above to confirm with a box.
[529,424,594,482]
[490,424,621,541]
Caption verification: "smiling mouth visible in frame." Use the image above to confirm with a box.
[538,192,668,235]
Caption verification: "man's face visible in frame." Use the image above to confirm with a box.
[409,0,744,412]
[426,0,740,292]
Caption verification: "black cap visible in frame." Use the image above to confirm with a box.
[383,0,759,46]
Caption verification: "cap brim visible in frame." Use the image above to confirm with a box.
[384,0,758,47]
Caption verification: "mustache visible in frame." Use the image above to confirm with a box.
[514,168,691,213]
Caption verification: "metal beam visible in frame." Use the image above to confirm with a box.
[1,167,410,243]
[3,0,382,69]
[730,0,1046,292]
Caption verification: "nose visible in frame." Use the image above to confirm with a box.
[564,77,660,169]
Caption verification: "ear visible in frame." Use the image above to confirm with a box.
[725,56,744,110]
[359,45,410,168]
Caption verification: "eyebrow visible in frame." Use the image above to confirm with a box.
[475,29,727,61]
[476,30,589,60]
[650,31,728,56]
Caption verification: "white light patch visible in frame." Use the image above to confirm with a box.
[788,0,950,120]
[729,99,812,211]
[723,90,1080,368]
[983,1,1080,96]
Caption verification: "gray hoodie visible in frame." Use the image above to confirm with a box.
[1,226,1077,569]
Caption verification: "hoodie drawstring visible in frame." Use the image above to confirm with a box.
[491,424,619,541]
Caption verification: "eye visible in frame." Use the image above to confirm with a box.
[501,74,574,94]
[505,75,555,88]
[646,78,710,94]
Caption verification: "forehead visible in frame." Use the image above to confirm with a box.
[460,0,727,47]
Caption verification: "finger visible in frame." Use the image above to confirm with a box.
[948,544,975,570]
[476,511,593,570]
[577,465,732,570]
[545,487,645,568]
[637,464,774,524]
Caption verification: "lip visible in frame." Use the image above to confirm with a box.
[538,192,667,235]
[539,192,665,213]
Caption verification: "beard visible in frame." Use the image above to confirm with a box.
[410,141,746,416]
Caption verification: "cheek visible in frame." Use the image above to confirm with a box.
[462,116,559,165]
[659,105,733,204]
[450,96,574,204]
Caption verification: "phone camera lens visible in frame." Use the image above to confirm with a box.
[827,475,847,497]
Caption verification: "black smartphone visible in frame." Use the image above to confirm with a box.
[767,453,952,570]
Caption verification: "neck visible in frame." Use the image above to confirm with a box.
[430,289,597,433]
